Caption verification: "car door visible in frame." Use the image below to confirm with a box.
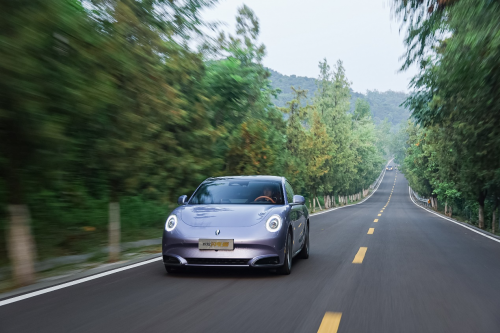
[285,181,302,253]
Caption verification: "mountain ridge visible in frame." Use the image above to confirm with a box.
[268,68,410,128]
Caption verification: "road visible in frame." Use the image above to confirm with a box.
[1,171,500,332]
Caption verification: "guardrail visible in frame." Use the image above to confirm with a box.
[409,188,431,208]
[369,171,384,190]
[369,159,393,190]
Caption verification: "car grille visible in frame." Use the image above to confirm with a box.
[186,258,250,265]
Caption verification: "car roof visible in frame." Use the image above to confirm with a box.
[203,175,284,183]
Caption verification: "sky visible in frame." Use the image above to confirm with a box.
[202,0,418,93]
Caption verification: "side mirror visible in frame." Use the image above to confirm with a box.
[177,195,188,205]
[291,195,305,205]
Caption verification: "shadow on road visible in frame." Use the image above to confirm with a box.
[162,257,306,280]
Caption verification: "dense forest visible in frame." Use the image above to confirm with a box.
[0,1,388,286]
[269,68,410,129]
[392,0,500,234]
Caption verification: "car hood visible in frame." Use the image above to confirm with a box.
[178,204,279,227]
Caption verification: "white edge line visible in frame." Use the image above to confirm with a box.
[0,257,162,307]
[310,159,393,217]
[408,186,500,244]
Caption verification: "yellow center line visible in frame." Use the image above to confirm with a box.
[378,214,381,216]
[374,219,378,222]
[317,312,342,333]
[367,228,374,234]
[380,210,383,212]
[352,247,368,264]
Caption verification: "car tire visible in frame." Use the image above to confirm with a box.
[277,230,293,275]
[298,223,309,259]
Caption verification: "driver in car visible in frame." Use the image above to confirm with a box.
[254,185,276,203]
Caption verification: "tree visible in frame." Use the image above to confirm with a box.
[303,110,333,208]
[85,0,220,260]
[397,0,500,228]
[279,88,311,193]
[353,99,371,121]
[0,0,98,285]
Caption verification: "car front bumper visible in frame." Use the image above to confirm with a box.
[162,227,286,268]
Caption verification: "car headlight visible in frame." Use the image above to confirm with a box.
[165,215,177,232]
[266,215,282,232]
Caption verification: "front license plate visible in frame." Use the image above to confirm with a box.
[198,239,234,250]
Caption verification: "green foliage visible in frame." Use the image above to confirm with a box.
[394,0,500,229]
[285,59,386,199]
[0,1,389,265]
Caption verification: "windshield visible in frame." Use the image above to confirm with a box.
[189,180,285,205]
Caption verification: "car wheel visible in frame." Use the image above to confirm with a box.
[298,223,309,259]
[277,230,293,275]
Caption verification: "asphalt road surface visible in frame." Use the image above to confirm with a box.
[2,171,500,333]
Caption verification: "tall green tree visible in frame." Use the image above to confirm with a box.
[395,0,500,228]
[0,0,97,285]
[303,110,333,206]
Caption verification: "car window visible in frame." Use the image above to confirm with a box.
[285,181,294,203]
[189,180,285,205]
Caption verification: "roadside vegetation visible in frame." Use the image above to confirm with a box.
[0,0,389,286]
[391,0,500,234]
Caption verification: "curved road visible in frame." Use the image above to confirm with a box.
[1,171,500,332]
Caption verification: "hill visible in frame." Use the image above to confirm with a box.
[268,68,410,128]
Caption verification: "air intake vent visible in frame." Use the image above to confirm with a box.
[254,256,280,266]
[163,255,181,264]
[186,258,250,265]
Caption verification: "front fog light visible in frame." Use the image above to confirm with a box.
[165,215,177,232]
[266,215,282,232]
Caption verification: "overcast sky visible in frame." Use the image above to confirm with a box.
[202,0,417,93]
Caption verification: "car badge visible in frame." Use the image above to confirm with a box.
[215,229,220,235]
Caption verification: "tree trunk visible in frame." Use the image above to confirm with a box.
[312,197,316,212]
[431,197,438,211]
[492,207,497,234]
[5,161,36,286]
[478,191,486,229]
[449,205,452,217]
[478,204,484,229]
[7,205,36,286]
[324,195,328,209]
[109,200,121,262]
[316,197,322,210]
[445,202,448,216]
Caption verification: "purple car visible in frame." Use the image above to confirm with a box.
[162,175,309,275]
